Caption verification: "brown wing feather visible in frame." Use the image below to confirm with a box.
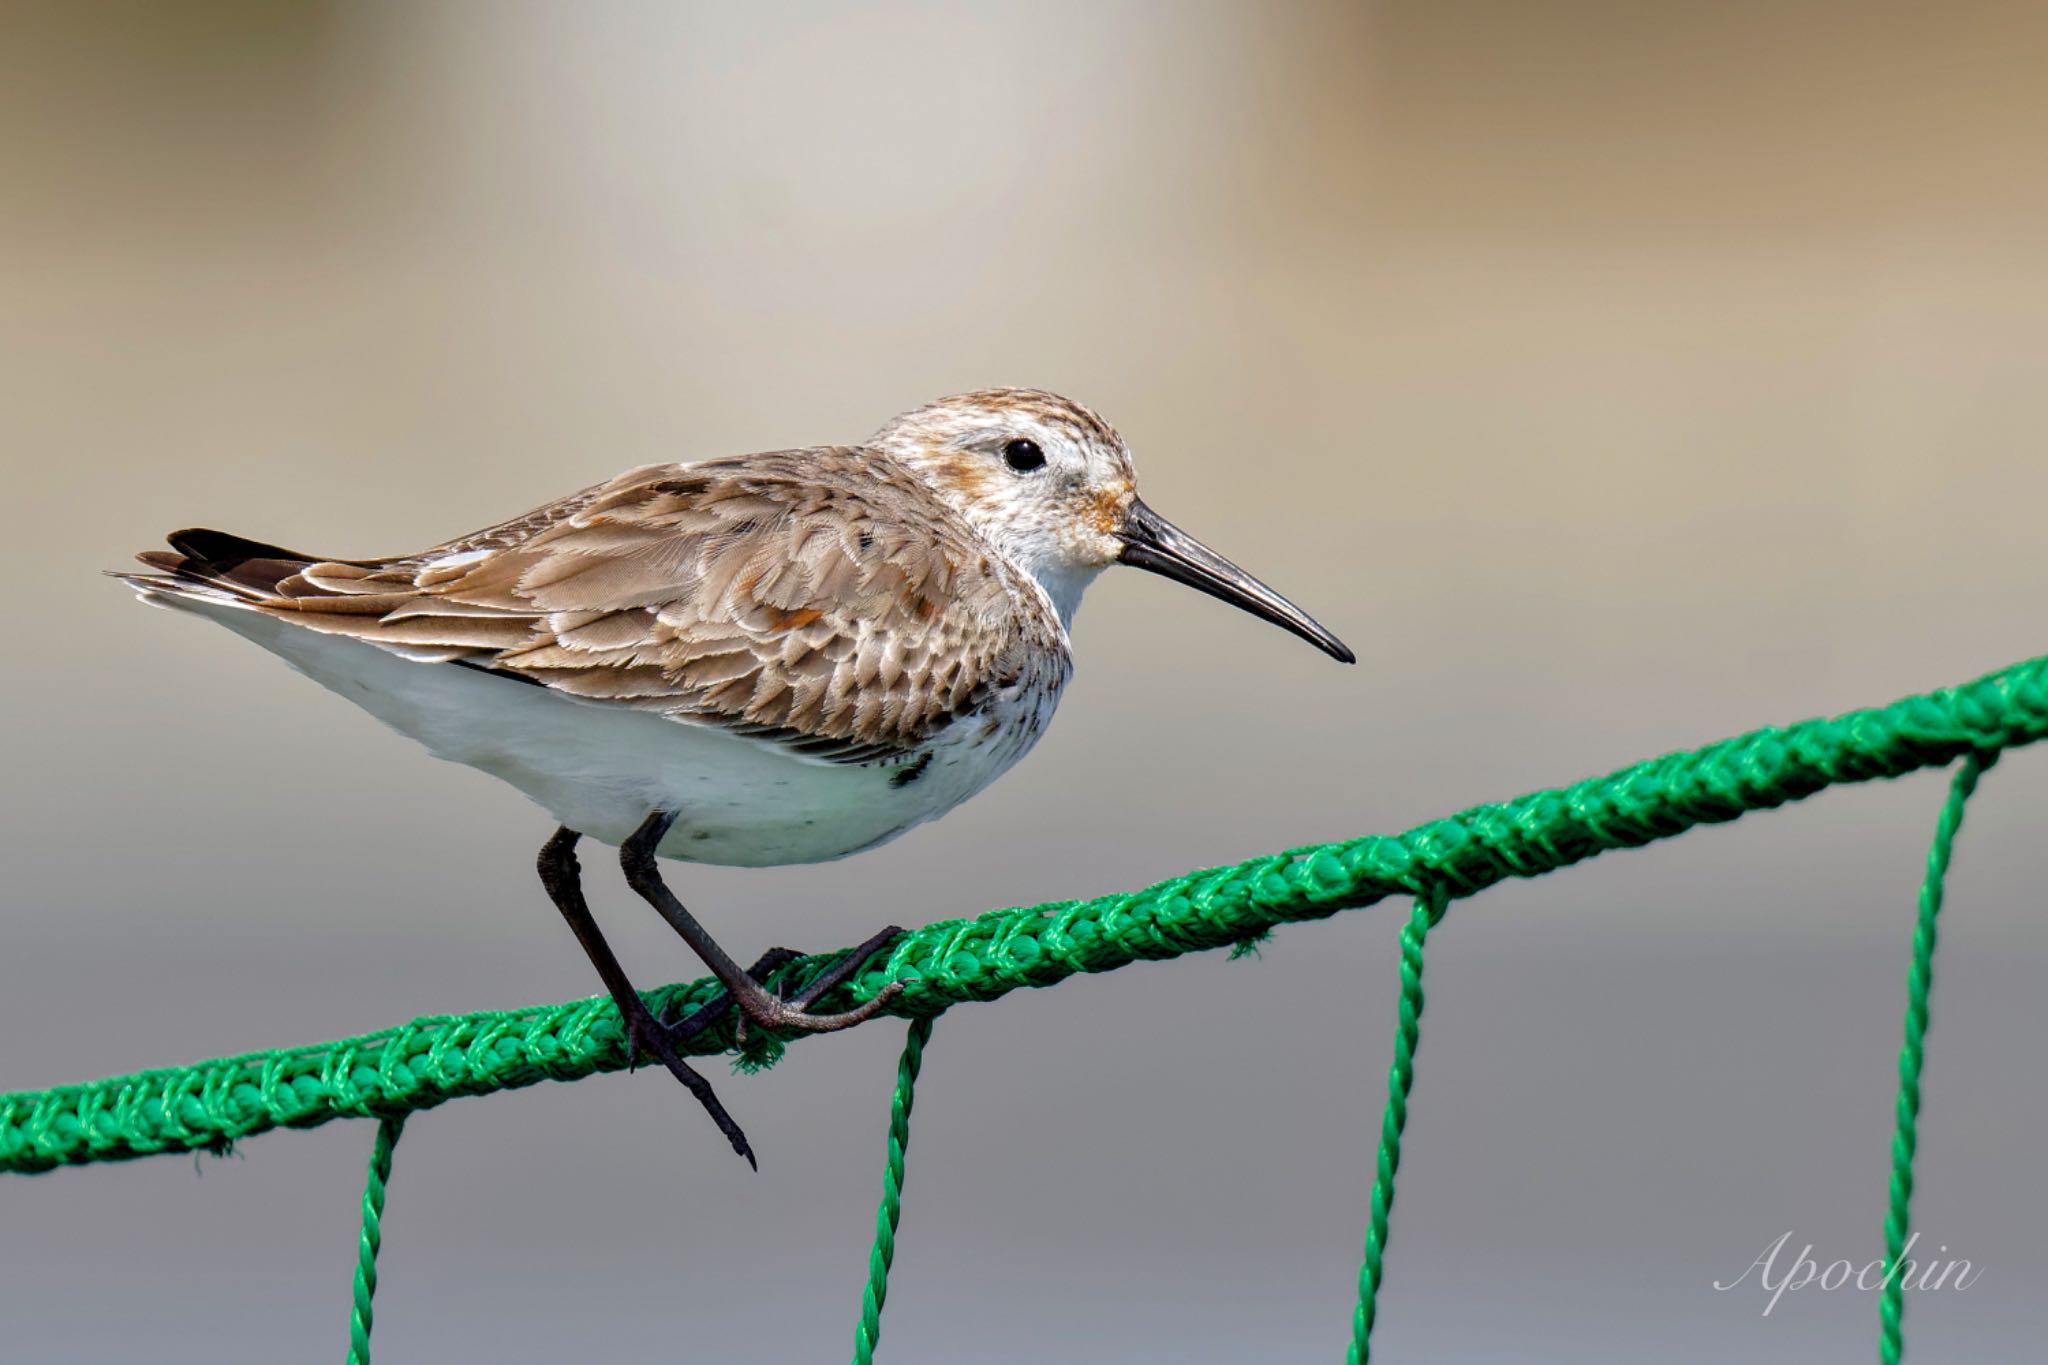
[152,450,1062,762]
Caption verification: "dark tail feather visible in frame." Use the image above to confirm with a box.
[168,527,320,564]
[132,527,317,599]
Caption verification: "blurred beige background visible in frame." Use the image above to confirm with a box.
[4,2,2047,1361]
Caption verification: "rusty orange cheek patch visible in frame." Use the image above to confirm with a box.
[1091,483,1133,535]
[929,453,996,501]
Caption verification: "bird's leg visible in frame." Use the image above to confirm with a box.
[620,811,905,1038]
[536,826,757,1168]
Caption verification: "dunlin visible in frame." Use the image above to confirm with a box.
[119,388,1352,1163]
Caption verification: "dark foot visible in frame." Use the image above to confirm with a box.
[659,946,806,1045]
[732,923,907,1043]
[538,826,756,1168]
[664,926,908,1048]
[621,811,907,1039]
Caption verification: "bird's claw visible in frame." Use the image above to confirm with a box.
[733,978,905,1044]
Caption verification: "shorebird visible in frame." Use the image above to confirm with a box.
[118,388,1352,1163]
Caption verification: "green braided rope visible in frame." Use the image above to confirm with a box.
[1347,890,1447,1365]
[851,1016,935,1365]
[6,650,2047,1176]
[1878,751,1994,1363]
[346,1115,405,1365]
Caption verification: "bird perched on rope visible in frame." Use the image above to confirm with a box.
[117,388,1353,1165]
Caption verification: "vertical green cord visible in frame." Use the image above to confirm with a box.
[851,1015,936,1365]
[1879,751,1995,1364]
[346,1115,406,1365]
[1347,888,1448,1365]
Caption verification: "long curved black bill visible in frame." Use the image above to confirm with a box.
[1116,498,1354,664]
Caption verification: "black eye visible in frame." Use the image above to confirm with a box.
[1002,438,1046,473]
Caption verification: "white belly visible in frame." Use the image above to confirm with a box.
[173,600,1051,866]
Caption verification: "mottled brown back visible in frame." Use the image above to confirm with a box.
[128,448,1071,763]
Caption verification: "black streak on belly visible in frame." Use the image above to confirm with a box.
[890,753,933,788]
[450,659,546,688]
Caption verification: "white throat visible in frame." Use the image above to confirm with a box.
[1025,560,1100,632]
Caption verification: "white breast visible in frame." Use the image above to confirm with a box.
[167,595,1060,866]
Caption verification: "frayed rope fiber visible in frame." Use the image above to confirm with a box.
[5,650,2045,1175]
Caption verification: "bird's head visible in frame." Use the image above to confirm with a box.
[870,388,1353,663]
